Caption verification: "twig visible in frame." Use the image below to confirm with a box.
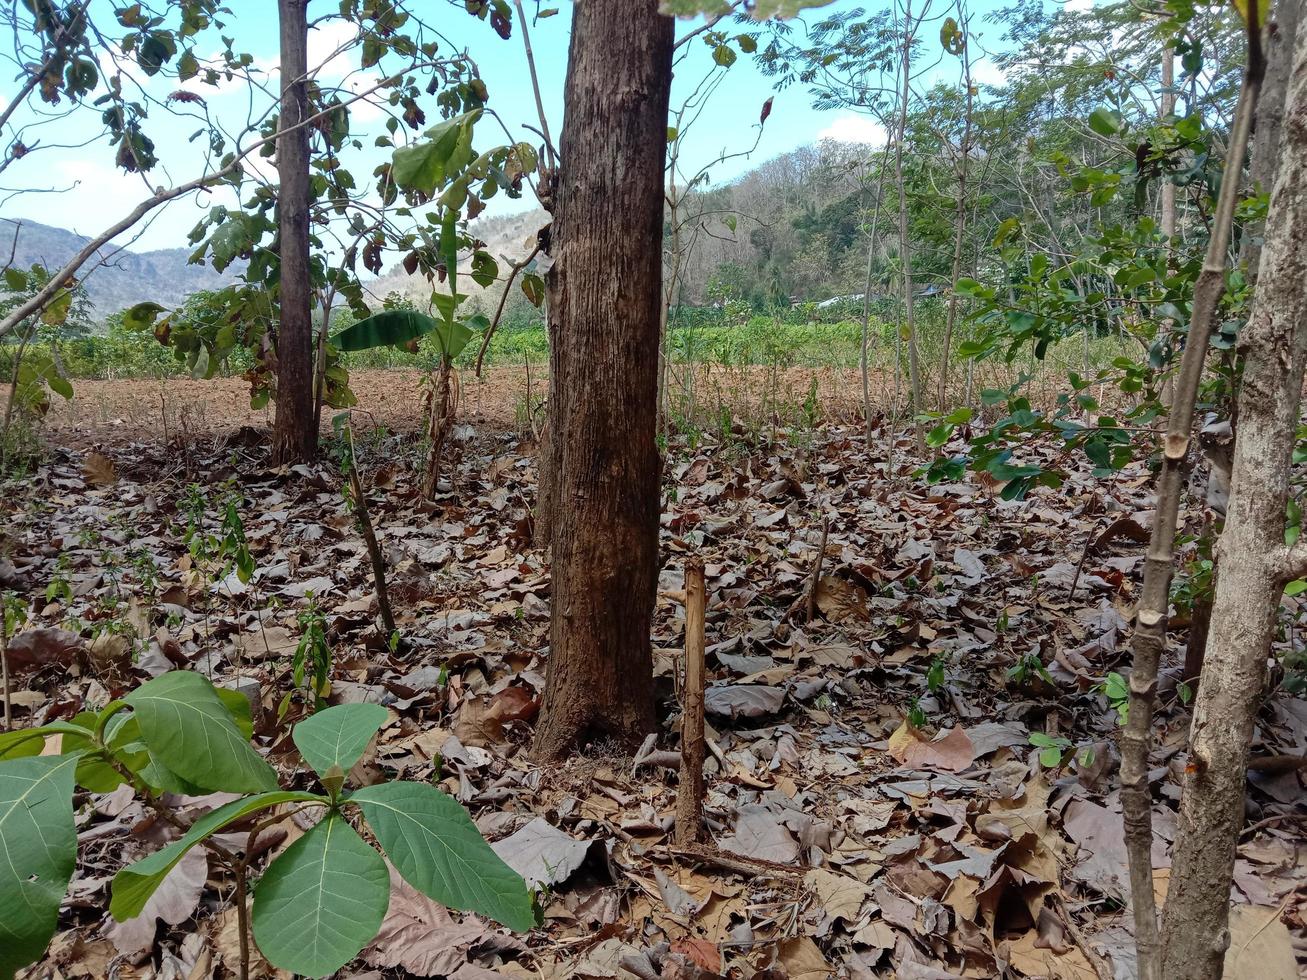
[346,423,397,635]
[805,515,830,622]
[474,243,543,376]
[1,622,11,733]
[676,557,706,845]
[668,844,801,880]
[1051,893,1113,980]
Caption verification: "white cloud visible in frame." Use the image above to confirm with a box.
[308,20,360,81]
[1064,0,1094,11]
[971,58,1008,89]
[817,114,888,147]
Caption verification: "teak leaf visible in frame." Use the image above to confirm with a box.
[252,812,390,978]
[0,754,81,979]
[124,671,278,794]
[111,791,323,921]
[349,781,535,930]
[293,702,388,779]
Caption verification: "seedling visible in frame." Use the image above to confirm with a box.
[1100,671,1129,725]
[0,677,535,979]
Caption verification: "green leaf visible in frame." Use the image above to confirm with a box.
[252,813,389,978]
[293,703,388,778]
[331,309,474,357]
[123,301,165,332]
[111,791,323,921]
[1285,579,1307,597]
[124,671,278,794]
[350,781,534,930]
[0,754,81,979]
[1088,107,1123,137]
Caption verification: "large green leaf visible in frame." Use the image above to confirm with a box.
[252,812,389,978]
[331,309,474,357]
[124,671,278,794]
[349,781,535,930]
[293,703,388,779]
[391,110,481,196]
[0,754,81,979]
[110,790,323,921]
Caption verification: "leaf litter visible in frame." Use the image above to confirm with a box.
[3,416,1306,978]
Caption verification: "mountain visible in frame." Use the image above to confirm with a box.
[1,218,244,320]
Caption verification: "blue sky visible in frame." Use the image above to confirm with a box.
[1,0,1025,255]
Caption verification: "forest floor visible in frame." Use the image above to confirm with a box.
[2,372,1306,980]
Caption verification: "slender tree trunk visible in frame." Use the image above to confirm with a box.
[938,11,972,411]
[859,147,889,447]
[271,0,316,465]
[1160,26,1307,976]
[312,287,334,434]
[1119,41,1266,980]
[894,0,923,452]
[532,0,673,760]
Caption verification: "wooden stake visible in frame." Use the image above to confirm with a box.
[806,515,829,623]
[676,557,706,846]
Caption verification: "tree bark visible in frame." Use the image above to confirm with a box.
[938,11,972,411]
[271,0,316,466]
[1159,22,1307,978]
[532,0,673,760]
[1119,50,1265,980]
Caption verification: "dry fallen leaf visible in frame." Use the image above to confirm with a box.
[82,451,118,486]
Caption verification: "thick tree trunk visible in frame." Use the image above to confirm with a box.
[271,0,316,466]
[532,0,673,760]
[1159,25,1307,979]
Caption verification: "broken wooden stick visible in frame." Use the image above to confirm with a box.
[675,556,706,846]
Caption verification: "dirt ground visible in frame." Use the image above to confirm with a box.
[35,364,887,449]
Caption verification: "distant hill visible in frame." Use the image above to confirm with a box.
[0,218,244,320]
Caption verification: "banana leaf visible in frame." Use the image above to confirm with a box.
[331,310,475,357]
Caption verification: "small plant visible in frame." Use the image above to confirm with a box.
[907,697,927,728]
[1006,650,1053,687]
[0,678,535,978]
[45,554,74,606]
[926,654,947,694]
[1029,732,1072,768]
[285,593,333,717]
[1100,671,1129,725]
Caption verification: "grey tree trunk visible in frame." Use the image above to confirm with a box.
[1159,20,1307,978]
[271,0,316,465]
[532,0,673,760]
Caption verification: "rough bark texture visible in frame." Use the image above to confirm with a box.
[1119,57,1264,980]
[1159,24,1307,978]
[420,357,455,500]
[271,0,316,466]
[532,0,673,760]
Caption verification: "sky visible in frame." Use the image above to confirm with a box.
[0,0,1041,257]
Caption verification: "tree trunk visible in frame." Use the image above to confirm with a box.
[938,13,972,411]
[893,0,923,452]
[1159,24,1307,978]
[271,0,316,466]
[420,356,455,500]
[859,145,889,448]
[532,0,673,760]
[1184,0,1299,682]
[1119,49,1265,980]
